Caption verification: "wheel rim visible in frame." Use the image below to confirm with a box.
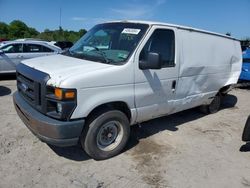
[96,120,124,151]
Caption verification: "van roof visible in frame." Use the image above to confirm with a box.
[106,20,238,41]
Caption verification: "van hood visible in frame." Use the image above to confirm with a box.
[22,54,113,85]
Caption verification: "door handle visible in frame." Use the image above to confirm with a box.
[17,55,23,58]
[172,80,176,92]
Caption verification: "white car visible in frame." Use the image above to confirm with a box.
[0,40,62,74]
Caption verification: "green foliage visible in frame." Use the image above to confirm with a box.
[0,20,87,43]
[0,22,9,38]
[8,20,29,38]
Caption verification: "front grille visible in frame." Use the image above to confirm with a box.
[17,72,41,106]
[16,63,50,114]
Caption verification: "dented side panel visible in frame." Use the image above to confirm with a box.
[174,29,241,107]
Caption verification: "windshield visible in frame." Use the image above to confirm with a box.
[66,23,149,64]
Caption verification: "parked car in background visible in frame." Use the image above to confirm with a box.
[14,38,46,42]
[0,38,8,42]
[0,39,9,47]
[239,47,250,82]
[0,40,62,74]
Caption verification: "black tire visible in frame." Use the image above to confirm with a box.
[81,110,130,160]
[208,94,221,114]
[242,116,250,142]
[199,94,221,114]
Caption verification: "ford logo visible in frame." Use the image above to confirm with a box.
[20,83,28,92]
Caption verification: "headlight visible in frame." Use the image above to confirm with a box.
[46,86,77,120]
[56,103,63,113]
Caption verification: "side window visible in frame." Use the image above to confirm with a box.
[1,44,23,53]
[139,29,175,67]
[42,46,53,52]
[23,44,43,53]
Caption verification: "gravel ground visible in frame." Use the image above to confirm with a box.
[1,76,250,188]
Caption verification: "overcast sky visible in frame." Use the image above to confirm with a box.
[0,0,249,39]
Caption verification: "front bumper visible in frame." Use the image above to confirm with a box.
[13,91,85,146]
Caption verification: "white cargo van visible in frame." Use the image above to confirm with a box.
[13,21,242,159]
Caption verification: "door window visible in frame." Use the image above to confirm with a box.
[23,44,53,53]
[42,46,54,52]
[140,29,175,68]
[1,44,23,53]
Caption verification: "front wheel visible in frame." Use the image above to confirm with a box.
[81,110,130,160]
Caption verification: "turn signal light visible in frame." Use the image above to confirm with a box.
[55,88,63,100]
[54,88,76,100]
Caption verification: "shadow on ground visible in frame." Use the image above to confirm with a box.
[49,94,238,161]
[126,94,238,152]
[240,143,250,152]
[0,86,12,96]
[220,94,238,109]
[48,144,91,161]
[0,74,16,96]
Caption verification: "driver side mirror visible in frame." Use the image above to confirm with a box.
[139,52,162,70]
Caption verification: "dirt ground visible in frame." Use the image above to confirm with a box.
[1,75,250,188]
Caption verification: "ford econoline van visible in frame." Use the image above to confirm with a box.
[13,21,242,159]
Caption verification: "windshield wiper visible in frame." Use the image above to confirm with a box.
[90,46,113,64]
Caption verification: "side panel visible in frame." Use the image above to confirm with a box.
[173,29,242,112]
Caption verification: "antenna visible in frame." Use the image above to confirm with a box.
[59,7,62,29]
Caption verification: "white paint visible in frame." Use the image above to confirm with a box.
[21,21,242,124]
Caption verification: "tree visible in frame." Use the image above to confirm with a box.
[0,19,87,42]
[28,27,39,37]
[8,20,29,39]
[79,29,87,37]
[0,22,9,39]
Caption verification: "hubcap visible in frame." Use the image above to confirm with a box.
[97,120,123,151]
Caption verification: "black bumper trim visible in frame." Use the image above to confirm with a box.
[13,91,85,147]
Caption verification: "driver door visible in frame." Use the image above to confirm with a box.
[134,26,179,122]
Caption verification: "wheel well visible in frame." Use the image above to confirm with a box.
[86,102,131,122]
[219,85,232,95]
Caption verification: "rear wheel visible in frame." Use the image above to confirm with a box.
[200,94,221,114]
[81,110,130,160]
[207,94,221,114]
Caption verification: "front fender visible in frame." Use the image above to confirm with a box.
[70,84,135,122]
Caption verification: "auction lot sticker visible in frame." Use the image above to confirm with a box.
[121,28,141,35]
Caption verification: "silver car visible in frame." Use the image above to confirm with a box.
[0,40,62,73]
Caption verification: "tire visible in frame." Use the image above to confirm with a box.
[199,94,221,114]
[208,94,221,114]
[81,110,130,160]
[242,116,250,142]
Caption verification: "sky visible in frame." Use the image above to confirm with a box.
[0,0,249,39]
